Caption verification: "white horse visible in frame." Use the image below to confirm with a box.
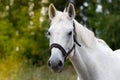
[47,3,120,80]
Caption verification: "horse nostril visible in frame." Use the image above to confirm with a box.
[58,60,63,67]
[48,60,51,67]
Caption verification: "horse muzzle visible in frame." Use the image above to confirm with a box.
[48,59,64,73]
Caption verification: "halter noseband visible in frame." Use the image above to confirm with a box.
[49,21,81,61]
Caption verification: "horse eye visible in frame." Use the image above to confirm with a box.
[47,31,51,36]
[68,31,72,36]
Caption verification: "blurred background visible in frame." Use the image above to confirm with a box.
[0,0,120,80]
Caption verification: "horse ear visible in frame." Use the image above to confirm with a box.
[67,3,75,19]
[63,7,67,13]
[48,3,56,20]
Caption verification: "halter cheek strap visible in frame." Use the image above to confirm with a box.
[49,21,81,61]
[73,22,81,47]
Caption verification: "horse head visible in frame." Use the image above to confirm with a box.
[47,3,76,72]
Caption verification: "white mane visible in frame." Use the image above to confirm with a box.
[73,20,96,47]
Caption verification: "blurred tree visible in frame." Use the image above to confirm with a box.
[0,0,49,66]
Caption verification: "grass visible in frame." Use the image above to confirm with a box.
[0,58,77,80]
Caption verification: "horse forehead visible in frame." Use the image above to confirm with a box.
[50,21,73,33]
[51,18,73,29]
[50,12,73,31]
[52,19,67,26]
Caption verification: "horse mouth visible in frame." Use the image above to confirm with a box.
[50,67,63,73]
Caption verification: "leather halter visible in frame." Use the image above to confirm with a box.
[50,21,81,61]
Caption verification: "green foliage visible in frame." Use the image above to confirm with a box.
[98,15,120,50]
[0,0,49,65]
[0,19,14,58]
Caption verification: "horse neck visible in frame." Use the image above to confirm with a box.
[70,44,99,80]
[69,47,92,80]
[70,42,114,80]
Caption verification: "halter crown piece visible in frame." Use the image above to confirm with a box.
[50,21,81,61]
